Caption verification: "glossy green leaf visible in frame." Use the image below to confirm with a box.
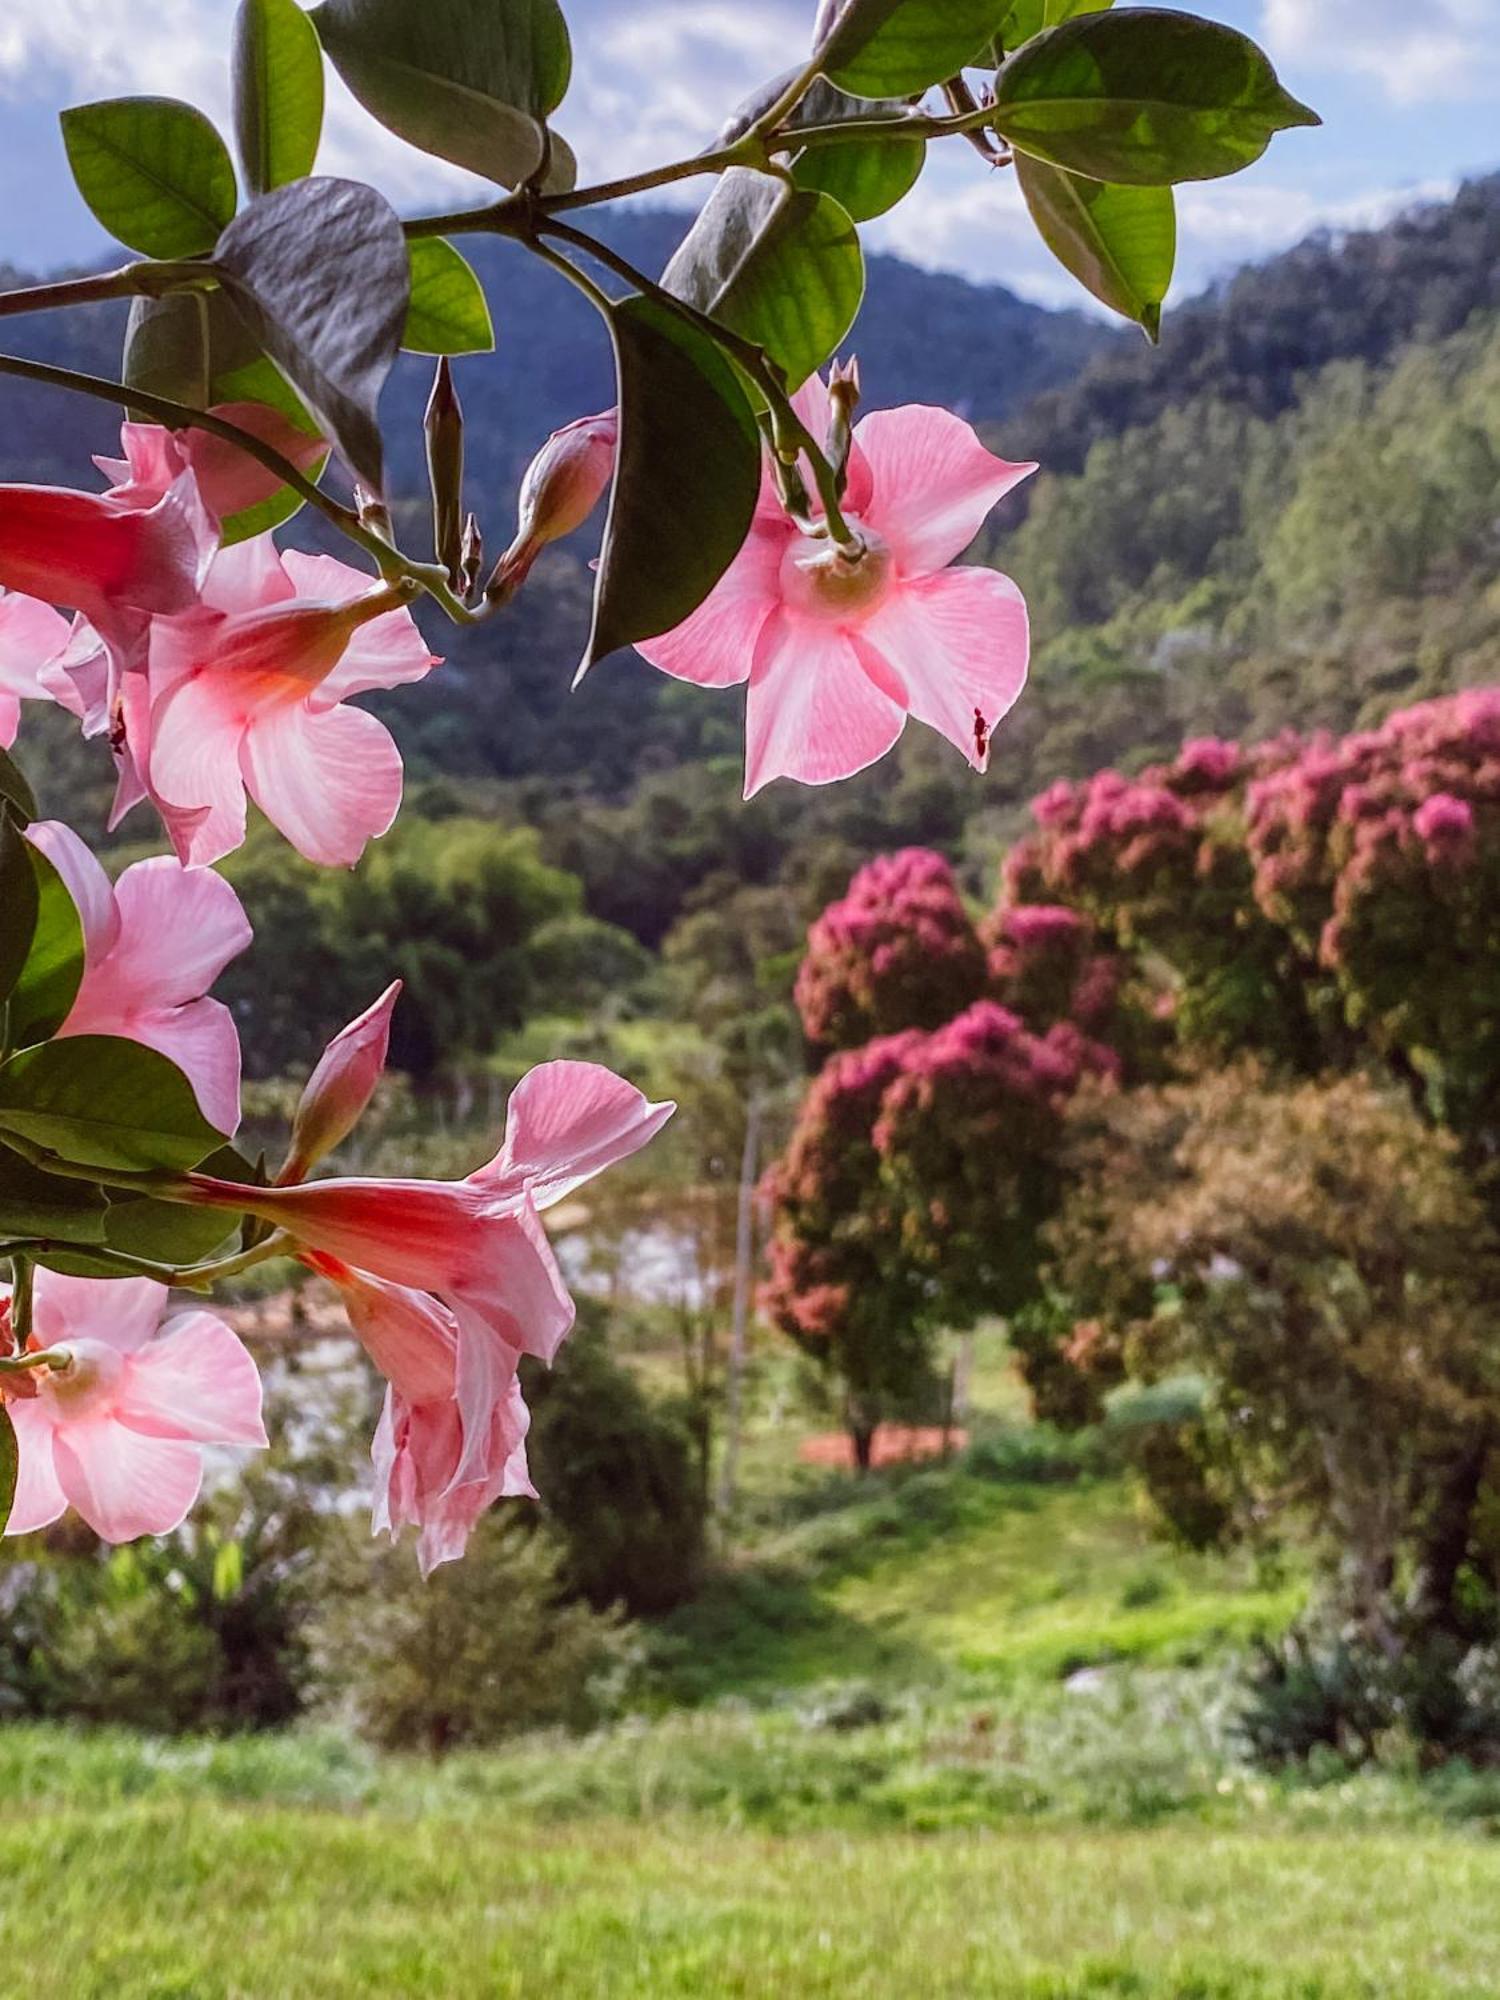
[0,748,36,825]
[818,0,1013,98]
[1015,151,1173,337]
[123,289,326,544]
[997,0,1111,56]
[0,1145,109,1244]
[0,1408,17,1540]
[60,96,238,257]
[0,1038,226,1175]
[214,176,409,493]
[581,295,760,676]
[663,169,864,391]
[0,816,39,1007]
[792,134,924,222]
[234,0,326,194]
[992,9,1320,186]
[404,238,495,354]
[6,843,85,1050]
[100,1146,259,1267]
[310,0,571,188]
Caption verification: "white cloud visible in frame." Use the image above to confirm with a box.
[1261,0,1500,105]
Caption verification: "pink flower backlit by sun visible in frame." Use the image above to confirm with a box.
[2,1272,265,1544]
[24,820,250,1134]
[636,384,1035,796]
[121,535,440,868]
[0,588,73,747]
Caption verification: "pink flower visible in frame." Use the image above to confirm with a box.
[23,820,250,1135]
[0,474,214,635]
[183,1062,674,1565]
[123,536,440,868]
[2,1272,266,1543]
[636,386,1034,796]
[0,589,73,747]
[281,981,401,1182]
[494,409,618,595]
[94,407,326,531]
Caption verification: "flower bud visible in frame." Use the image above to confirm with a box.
[280,981,401,1184]
[490,409,617,600]
[424,359,465,587]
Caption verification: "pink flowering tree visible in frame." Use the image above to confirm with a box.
[0,0,1315,1558]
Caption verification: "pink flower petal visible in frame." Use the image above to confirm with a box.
[145,670,251,868]
[201,535,295,614]
[86,856,252,1013]
[116,1309,267,1446]
[482,1059,676,1211]
[853,406,1036,575]
[0,692,17,747]
[3,1403,67,1537]
[240,699,403,868]
[743,610,907,798]
[328,1266,457,1405]
[32,1273,168,1356]
[0,590,71,710]
[52,1419,204,1540]
[24,820,121,960]
[633,520,785,689]
[861,566,1030,771]
[278,552,441,708]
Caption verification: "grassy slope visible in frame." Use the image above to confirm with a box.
[3,1343,1495,1996]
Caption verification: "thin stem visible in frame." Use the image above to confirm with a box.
[790,103,999,151]
[535,218,859,550]
[0,1347,67,1375]
[0,259,210,322]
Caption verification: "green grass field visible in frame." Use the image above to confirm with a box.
[4,1342,1498,1995]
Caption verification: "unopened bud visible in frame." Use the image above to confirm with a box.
[489,409,617,601]
[827,356,862,492]
[424,358,466,588]
[460,514,484,600]
[279,981,401,1185]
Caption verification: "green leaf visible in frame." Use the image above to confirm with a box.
[0,1408,17,1540]
[310,0,571,188]
[997,0,1111,56]
[818,0,1013,98]
[7,842,85,1050]
[0,1144,109,1243]
[60,96,238,257]
[581,295,761,677]
[0,747,36,825]
[1015,151,1173,337]
[792,133,923,223]
[0,1038,226,1175]
[991,9,1320,186]
[663,169,864,391]
[99,1147,259,1267]
[214,176,409,493]
[123,289,326,545]
[404,238,495,355]
[0,815,39,1008]
[233,0,326,194]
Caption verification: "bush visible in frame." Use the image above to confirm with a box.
[1239,1629,1500,1768]
[523,1306,707,1616]
[311,1515,634,1753]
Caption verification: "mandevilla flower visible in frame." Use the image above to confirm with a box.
[94,406,326,531]
[636,383,1035,796]
[121,536,440,868]
[0,470,214,636]
[1,1273,266,1543]
[24,820,250,1134]
[180,1051,674,1568]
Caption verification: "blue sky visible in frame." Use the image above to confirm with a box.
[0,0,1495,307]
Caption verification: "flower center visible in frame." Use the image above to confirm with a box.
[778,523,894,625]
[43,1339,125,1418]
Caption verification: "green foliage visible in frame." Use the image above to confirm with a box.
[0,1036,226,1174]
[584,296,761,671]
[1014,155,1174,338]
[663,169,865,391]
[0,812,38,1003]
[402,237,494,354]
[0,1407,17,1538]
[60,96,238,256]
[992,10,1318,186]
[232,0,325,195]
[817,0,1012,98]
[524,1306,707,1615]
[310,0,572,189]
[213,176,408,493]
[311,1513,632,1752]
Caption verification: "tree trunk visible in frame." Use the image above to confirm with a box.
[716,1092,762,1519]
